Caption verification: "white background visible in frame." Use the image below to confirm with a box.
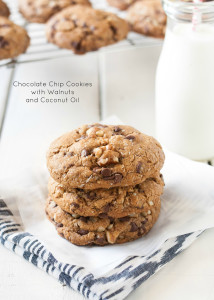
[0,1,214,298]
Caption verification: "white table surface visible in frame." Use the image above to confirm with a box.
[0,43,214,300]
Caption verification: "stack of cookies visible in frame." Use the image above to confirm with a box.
[46,124,165,246]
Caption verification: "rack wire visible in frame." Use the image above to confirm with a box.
[0,0,162,68]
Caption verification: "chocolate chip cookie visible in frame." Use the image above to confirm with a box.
[48,173,164,218]
[0,0,10,17]
[127,0,166,38]
[46,5,129,54]
[18,0,91,24]
[46,197,161,245]
[107,0,137,10]
[47,124,165,189]
[0,17,30,60]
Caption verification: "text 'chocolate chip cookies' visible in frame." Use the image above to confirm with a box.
[46,5,129,54]
[46,123,165,246]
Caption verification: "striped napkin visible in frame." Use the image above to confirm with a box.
[0,198,202,300]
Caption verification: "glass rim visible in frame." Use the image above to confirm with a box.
[162,0,214,21]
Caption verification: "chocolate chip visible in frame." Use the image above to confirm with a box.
[114,173,123,183]
[103,204,110,213]
[53,5,60,10]
[101,168,112,178]
[86,192,96,200]
[120,216,130,222]
[160,174,165,185]
[56,223,63,228]
[81,149,90,157]
[77,229,89,235]
[130,222,138,232]
[125,135,135,141]
[109,216,114,223]
[59,232,65,238]
[110,25,117,35]
[103,174,115,181]
[141,219,147,225]
[136,162,142,173]
[79,217,87,222]
[71,41,81,51]
[0,24,10,28]
[73,19,77,26]
[99,213,108,219]
[139,189,145,194]
[114,126,122,132]
[102,173,123,182]
[96,237,106,244]
[71,202,79,208]
[0,36,9,48]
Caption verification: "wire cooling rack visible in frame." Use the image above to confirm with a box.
[0,0,162,68]
[1,1,214,166]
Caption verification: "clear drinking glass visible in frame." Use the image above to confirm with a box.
[156,0,214,161]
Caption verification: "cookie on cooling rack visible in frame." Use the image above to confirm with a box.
[0,17,30,60]
[18,0,91,23]
[0,0,10,17]
[107,0,137,10]
[45,197,161,246]
[127,0,166,38]
[46,5,129,54]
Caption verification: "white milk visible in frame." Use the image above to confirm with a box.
[156,23,214,160]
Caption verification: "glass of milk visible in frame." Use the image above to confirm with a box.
[156,0,214,161]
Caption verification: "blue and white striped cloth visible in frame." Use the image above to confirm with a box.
[0,198,202,300]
